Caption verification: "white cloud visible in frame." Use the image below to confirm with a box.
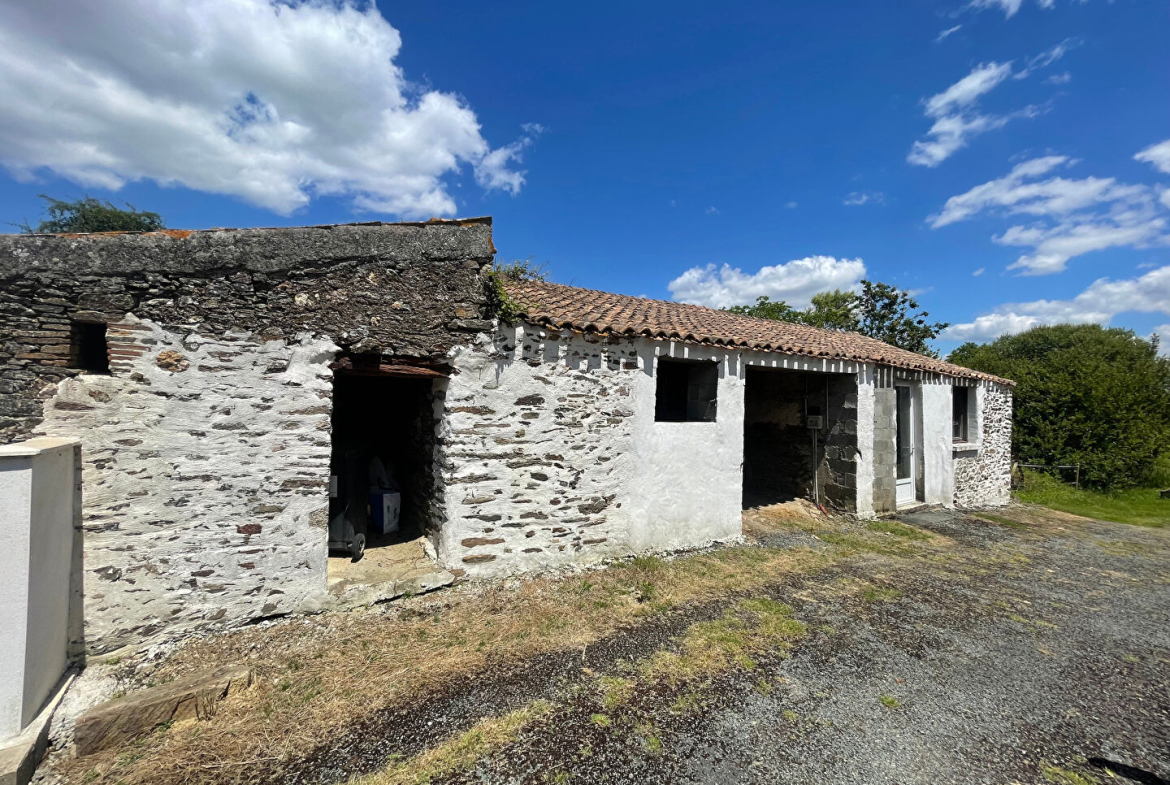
[668,257,867,310]
[924,62,1013,118]
[928,156,1168,274]
[931,24,959,42]
[0,0,533,218]
[1015,38,1078,79]
[786,201,799,209]
[947,265,1170,341]
[1135,138,1170,175]
[706,206,720,215]
[935,24,963,42]
[973,267,986,276]
[968,0,1090,18]
[1153,325,1170,356]
[1045,71,1072,85]
[843,191,884,206]
[908,45,1071,168]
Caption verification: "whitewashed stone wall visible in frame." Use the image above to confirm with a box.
[436,325,743,577]
[36,315,336,653]
[954,381,1012,508]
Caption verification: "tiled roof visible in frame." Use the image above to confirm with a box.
[504,279,1012,386]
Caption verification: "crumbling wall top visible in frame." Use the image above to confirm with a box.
[0,218,494,280]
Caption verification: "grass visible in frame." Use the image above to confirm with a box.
[349,701,551,785]
[1017,470,1169,528]
[866,521,931,540]
[58,510,943,785]
[878,694,900,709]
[1041,763,1099,785]
[972,512,1029,530]
[861,586,903,603]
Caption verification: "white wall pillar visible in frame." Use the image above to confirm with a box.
[855,365,876,518]
[0,437,82,742]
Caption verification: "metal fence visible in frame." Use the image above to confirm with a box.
[1017,462,1081,490]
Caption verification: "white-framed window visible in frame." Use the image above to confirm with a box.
[952,384,981,448]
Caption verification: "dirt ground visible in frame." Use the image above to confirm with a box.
[47,504,1170,785]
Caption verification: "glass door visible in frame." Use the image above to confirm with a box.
[895,384,916,506]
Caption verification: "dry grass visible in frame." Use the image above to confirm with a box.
[61,509,945,785]
[348,701,552,785]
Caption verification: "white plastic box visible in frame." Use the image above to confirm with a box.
[368,491,401,535]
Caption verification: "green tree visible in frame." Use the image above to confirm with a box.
[949,324,1170,489]
[803,289,860,331]
[725,295,804,322]
[724,281,946,356]
[854,280,948,358]
[19,195,165,233]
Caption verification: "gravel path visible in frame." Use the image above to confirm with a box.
[436,508,1170,785]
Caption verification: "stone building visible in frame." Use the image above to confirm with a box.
[0,219,1012,654]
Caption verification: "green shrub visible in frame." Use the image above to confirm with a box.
[950,325,1170,489]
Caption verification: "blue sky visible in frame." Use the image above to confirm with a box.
[0,0,1167,354]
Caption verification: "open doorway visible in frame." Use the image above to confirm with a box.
[328,367,438,561]
[742,367,858,511]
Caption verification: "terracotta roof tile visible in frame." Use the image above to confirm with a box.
[504,279,1012,386]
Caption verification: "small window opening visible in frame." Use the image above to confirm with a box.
[952,386,970,443]
[655,358,717,422]
[70,321,110,373]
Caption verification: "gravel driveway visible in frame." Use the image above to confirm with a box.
[431,507,1170,785]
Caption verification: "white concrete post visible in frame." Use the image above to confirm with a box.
[0,437,82,743]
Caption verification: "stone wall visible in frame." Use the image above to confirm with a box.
[818,374,858,512]
[0,221,494,652]
[37,320,337,653]
[954,382,1013,508]
[435,325,743,577]
[0,220,494,444]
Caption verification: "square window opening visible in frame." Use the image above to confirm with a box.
[655,358,717,422]
[70,321,110,374]
[952,386,970,443]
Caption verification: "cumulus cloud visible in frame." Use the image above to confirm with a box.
[1045,72,1072,85]
[928,156,1168,274]
[908,44,1072,167]
[0,0,533,217]
[1135,138,1170,175]
[946,265,1170,341]
[667,257,867,310]
[843,191,884,206]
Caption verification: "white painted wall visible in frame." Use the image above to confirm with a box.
[625,343,743,552]
[919,379,955,506]
[855,365,876,518]
[0,437,80,741]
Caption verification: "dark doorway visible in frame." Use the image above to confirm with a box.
[742,367,858,511]
[70,320,110,373]
[328,370,438,559]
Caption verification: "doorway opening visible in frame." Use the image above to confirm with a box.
[327,366,439,562]
[742,367,857,511]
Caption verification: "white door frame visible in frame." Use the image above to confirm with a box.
[894,382,919,507]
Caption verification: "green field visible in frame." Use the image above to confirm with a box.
[1017,470,1169,528]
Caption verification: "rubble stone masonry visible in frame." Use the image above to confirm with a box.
[954,382,1013,508]
[0,221,493,652]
